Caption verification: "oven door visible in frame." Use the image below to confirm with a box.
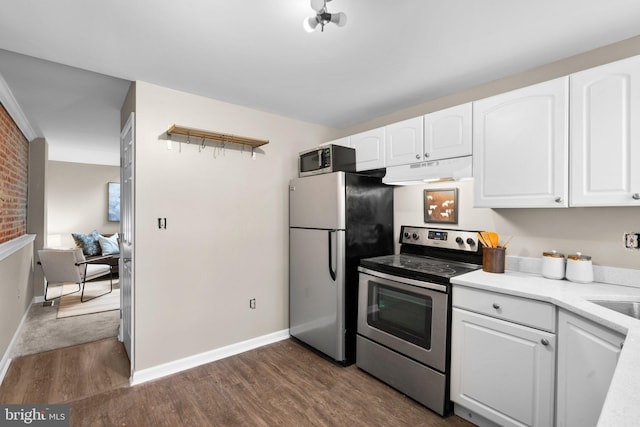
[358,270,448,372]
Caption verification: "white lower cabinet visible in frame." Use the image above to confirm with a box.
[556,310,625,427]
[451,287,556,427]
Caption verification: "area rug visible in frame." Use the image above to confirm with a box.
[11,304,120,357]
[56,279,120,318]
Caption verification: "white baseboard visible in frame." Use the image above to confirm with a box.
[131,329,290,386]
[0,300,35,386]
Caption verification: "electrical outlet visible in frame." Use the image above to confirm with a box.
[623,232,640,250]
[249,298,256,309]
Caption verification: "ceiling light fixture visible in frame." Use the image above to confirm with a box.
[303,0,346,32]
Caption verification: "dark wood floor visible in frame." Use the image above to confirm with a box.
[1,338,474,427]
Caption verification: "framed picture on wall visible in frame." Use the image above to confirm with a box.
[108,182,120,222]
[424,188,458,224]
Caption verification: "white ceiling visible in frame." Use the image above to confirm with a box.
[1,0,640,165]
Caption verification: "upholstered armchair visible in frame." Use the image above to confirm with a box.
[38,248,114,303]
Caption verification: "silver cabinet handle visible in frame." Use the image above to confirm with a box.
[555,197,563,203]
[123,258,131,263]
[633,193,640,200]
[415,154,421,159]
[424,152,430,158]
[621,341,625,349]
[541,338,550,346]
[492,303,500,310]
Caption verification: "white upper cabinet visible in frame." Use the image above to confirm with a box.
[473,77,569,208]
[424,103,472,161]
[570,55,640,206]
[350,127,386,171]
[385,116,424,167]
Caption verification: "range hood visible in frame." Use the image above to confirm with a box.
[383,156,472,185]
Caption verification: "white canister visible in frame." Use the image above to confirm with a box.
[565,252,593,283]
[542,250,565,279]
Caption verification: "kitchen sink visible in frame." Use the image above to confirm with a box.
[590,300,640,320]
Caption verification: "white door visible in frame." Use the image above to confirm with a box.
[385,116,424,167]
[119,112,135,374]
[424,103,472,161]
[473,77,569,208]
[570,55,640,206]
[556,310,625,427]
[350,127,385,171]
[450,308,556,427]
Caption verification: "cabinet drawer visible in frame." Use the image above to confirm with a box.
[453,286,555,332]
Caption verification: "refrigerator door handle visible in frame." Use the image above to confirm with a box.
[328,230,337,281]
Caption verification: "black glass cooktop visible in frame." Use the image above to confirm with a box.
[359,253,481,284]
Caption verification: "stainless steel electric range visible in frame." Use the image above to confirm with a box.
[356,225,483,416]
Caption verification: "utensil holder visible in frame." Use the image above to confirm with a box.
[483,247,505,273]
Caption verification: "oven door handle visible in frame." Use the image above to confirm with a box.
[328,230,337,281]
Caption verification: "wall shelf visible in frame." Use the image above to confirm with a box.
[166,124,269,148]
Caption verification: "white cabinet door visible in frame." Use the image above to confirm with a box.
[451,308,555,427]
[556,310,625,427]
[385,116,424,167]
[350,127,385,171]
[570,55,640,206]
[424,103,472,161]
[473,77,569,208]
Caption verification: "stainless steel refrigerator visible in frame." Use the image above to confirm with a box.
[289,171,394,365]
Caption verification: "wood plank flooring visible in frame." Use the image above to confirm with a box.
[0,338,129,404]
[1,338,474,427]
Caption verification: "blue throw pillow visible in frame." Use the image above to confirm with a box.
[71,230,101,256]
[98,233,120,255]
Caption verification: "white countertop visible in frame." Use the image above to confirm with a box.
[451,268,640,427]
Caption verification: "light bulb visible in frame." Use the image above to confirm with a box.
[331,12,347,27]
[303,16,319,32]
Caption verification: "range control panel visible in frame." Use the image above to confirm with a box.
[400,226,479,252]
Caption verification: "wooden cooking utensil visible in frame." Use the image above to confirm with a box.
[480,231,490,247]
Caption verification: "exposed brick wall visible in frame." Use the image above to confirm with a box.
[0,103,29,244]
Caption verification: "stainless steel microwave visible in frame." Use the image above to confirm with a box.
[298,144,356,177]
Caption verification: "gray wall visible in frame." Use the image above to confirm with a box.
[46,160,120,249]
[131,81,335,371]
[0,242,34,364]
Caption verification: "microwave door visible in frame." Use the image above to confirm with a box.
[300,150,322,174]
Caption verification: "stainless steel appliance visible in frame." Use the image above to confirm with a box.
[357,226,482,415]
[298,144,356,177]
[289,172,393,365]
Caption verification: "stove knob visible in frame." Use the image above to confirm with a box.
[455,237,464,245]
[403,232,411,240]
[412,233,419,240]
[467,238,476,246]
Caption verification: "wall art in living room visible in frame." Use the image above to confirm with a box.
[108,182,120,222]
